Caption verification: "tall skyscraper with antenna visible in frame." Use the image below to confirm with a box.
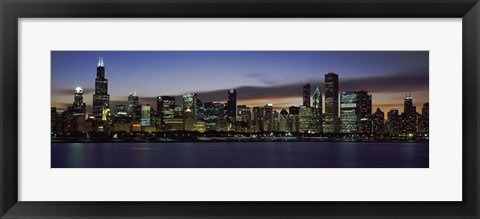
[92,57,110,121]
[402,89,417,135]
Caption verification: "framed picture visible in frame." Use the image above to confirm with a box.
[1,0,479,218]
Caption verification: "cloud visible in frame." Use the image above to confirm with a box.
[243,72,287,85]
[193,66,429,103]
[244,73,267,78]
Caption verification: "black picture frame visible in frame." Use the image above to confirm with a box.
[1,0,479,218]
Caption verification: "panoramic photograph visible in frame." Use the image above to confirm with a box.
[51,51,429,168]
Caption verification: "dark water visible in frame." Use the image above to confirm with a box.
[51,142,429,168]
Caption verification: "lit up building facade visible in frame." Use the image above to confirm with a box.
[157,96,175,129]
[312,87,323,133]
[140,104,151,126]
[272,111,279,132]
[127,92,138,115]
[324,72,339,133]
[113,104,131,124]
[72,87,86,131]
[263,104,274,132]
[340,91,358,133]
[183,93,197,121]
[372,108,385,135]
[236,105,251,132]
[184,107,195,131]
[204,102,226,131]
[419,103,429,134]
[298,105,312,133]
[387,108,401,135]
[357,90,372,134]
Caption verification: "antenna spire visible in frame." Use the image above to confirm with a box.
[98,56,104,67]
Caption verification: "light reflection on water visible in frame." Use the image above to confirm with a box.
[53,142,429,168]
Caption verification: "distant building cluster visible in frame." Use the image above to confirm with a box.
[51,57,429,139]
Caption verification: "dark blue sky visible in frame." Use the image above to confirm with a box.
[51,51,429,113]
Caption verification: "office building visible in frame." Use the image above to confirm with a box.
[236,105,250,132]
[92,57,110,121]
[263,104,274,132]
[278,108,290,133]
[402,91,417,135]
[299,105,312,133]
[312,87,323,133]
[387,108,401,135]
[183,93,197,121]
[303,83,311,107]
[357,90,372,134]
[325,72,339,133]
[140,104,151,126]
[340,91,358,133]
[157,96,175,129]
[372,108,385,135]
[227,89,237,126]
[72,87,86,131]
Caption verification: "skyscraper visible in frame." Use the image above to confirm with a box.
[252,106,264,132]
[183,93,197,121]
[340,91,358,133]
[402,91,417,135]
[157,96,175,128]
[72,87,86,120]
[140,104,151,127]
[184,107,195,131]
[419,102,429,134]
[298,105,312,133]
[279,108,290,133]
[72,87,86,132]
[51,107,58,133]
[288,106,299,133]
[127,92,139,117]
[387,108,400,136]
[312,87,323,133]
[372,108,385,135]
[236,105,251,132]
[357,90,372,134]
[263,103,274,132]
[303,84,311,107]
[92,57,110,121]
[324,72,339,133]
[227,89,237,126]
[272,111,279,132]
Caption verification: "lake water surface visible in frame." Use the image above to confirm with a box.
[51,141,428,168]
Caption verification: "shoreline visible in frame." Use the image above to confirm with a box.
[51,138,429,144]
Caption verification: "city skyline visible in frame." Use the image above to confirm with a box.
[51,51,429,116]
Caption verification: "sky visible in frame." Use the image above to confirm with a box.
[51,51,429,116]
